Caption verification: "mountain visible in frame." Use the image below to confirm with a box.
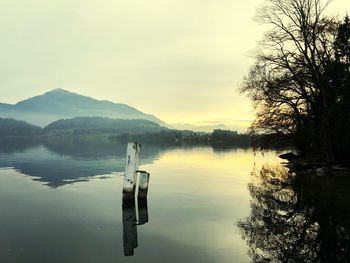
[0,89,166,127]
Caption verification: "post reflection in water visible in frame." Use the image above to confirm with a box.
[238,165,350,262]
[122,197,149,256]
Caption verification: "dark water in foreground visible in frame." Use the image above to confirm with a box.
[0,142,349,262]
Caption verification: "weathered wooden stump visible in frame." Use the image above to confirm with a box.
[137,171,150,199]
[137,197,149,225]
[122,142,141,204]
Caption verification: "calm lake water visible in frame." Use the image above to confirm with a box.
[0,141,349,262]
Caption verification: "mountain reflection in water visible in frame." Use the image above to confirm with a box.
[0,139,162,187]
[238,165,350,262]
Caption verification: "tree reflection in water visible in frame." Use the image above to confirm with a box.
[238,165,350,262]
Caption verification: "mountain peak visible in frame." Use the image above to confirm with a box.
[47,88,71,94]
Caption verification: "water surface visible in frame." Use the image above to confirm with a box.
[0,142,349,262]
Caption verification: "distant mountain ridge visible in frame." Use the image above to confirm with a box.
[0,116,165,137]
[45,117,165,134]
[171,123,229,132]
[0,89,166,127]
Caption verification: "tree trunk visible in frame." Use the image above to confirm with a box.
[318,109,335,163]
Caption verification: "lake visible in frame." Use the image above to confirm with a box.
[0,142,349,262]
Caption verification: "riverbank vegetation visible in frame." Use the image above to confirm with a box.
[241,0,350,165]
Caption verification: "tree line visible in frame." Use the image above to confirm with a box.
[0,117,250,147]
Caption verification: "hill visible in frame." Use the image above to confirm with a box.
[0,118,42,137]
[44,117,165,135]
[0,89,165,127]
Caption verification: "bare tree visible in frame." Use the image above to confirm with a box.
[241,0,350,162]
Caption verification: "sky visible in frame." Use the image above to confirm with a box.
[1,0,349,131]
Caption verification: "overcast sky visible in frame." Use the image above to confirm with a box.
[1,0,349,130]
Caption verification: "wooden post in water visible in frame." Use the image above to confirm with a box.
[137,171,150,199]
[123,142,141,203]
[121,143,151,256]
